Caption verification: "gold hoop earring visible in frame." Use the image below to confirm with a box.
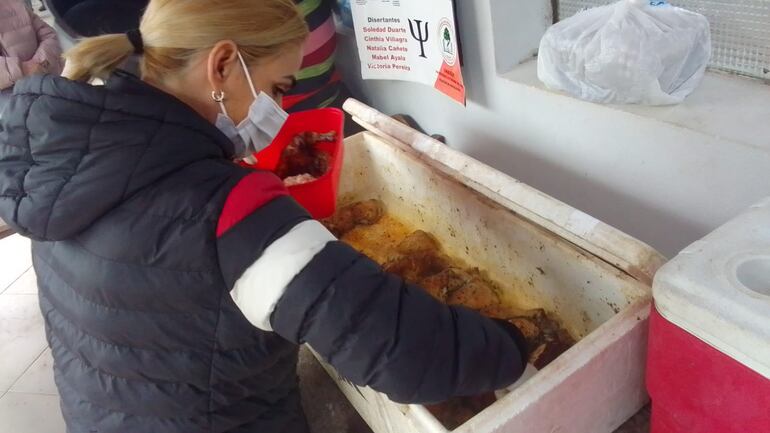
[211,90,225,102]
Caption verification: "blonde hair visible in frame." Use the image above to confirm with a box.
[63,0,309,82]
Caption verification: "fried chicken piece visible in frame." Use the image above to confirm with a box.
[383,230,449,284]
[383,252,448,285]
[479,307,553,352]
[504,309,575,368]
[275,136,313,179]
[530,310,570,343]
[419,267,471,301]
[321,199,385,237]
[275,132,334,179]
[479,303,513,320]
[311,152,330,177]
[321,206,356,237]
[304,131,337,143]
[395,230,440,255]
[350,199,385,225]
[509,317,541,341]
[530,339,573,370]
[446,275,500,311]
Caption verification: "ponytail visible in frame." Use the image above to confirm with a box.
[63,34,135,81]
[61,0,308,83]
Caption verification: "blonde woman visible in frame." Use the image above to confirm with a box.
[0,1,528,432]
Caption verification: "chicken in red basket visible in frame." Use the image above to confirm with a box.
[276,131,336,186]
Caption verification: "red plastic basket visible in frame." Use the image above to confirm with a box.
[243,108,344,220]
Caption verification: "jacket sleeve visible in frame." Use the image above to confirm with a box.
[30,13,63,76]
[0,56,23,90]
[217,172,528,404]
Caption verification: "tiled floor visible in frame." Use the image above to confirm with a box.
[0,0,61,428]
[0,235,65,433]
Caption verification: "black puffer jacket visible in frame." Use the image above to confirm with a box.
[0,73,527,433]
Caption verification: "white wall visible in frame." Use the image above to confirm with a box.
[336,0,770,258]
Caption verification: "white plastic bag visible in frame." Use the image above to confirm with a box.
[537,0,711,105]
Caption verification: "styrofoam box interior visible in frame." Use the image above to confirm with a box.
[313,132,653,433]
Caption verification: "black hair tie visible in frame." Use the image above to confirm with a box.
[126,29,144,55]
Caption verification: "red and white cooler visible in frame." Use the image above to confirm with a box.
[647,197,770,433]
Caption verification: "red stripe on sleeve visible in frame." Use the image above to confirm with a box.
[217,172,288,238]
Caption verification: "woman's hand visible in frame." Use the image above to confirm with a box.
[22,61,46,77]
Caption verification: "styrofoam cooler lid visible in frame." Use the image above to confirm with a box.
[653,197,770,379]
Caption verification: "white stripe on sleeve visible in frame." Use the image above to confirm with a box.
[230,220,336,332]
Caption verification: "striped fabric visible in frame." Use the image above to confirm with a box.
[284,0,342,113]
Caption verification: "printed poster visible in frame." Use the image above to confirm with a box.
[351,0,466,105]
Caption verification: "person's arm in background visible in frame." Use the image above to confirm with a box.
[29,12,63,75]
[0,54,25,90]
[0,6,62,89]
[217,172,529,404]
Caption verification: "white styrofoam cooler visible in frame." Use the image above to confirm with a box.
[311,100,666,433]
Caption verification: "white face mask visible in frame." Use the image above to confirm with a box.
[214,52,289,160]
